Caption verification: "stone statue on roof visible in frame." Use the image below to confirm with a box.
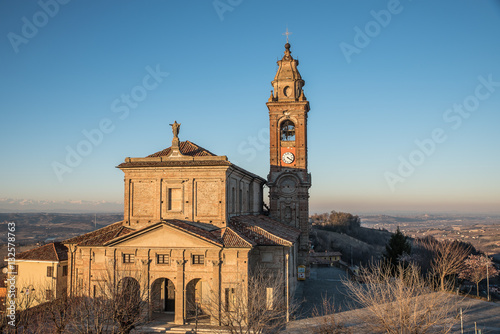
[170,121,181,139]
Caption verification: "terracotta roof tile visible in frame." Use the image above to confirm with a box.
[15,242,68,262]
[229,215,300,246]
[221,227,255,248]
[104,220,258,248]
[148,141,217,157]
[62,216,296,250]
[64,221,133,246]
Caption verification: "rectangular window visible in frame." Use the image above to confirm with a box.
[192,254,204,265]
[46,289,53,301]
[62,265,68,277]
[47,266,54,277]
[225,288,230,311]
[123,253,135,263]
[168,188,182,211]
[261,252,273,263]
[157,254,169,264]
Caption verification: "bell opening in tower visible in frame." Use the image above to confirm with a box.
[280,120,295,141]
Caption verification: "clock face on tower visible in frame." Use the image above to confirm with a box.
[282,152,295,164]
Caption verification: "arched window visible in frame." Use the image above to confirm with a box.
[280,120,295,141]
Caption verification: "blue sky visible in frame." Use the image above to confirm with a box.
[0,0,499,214]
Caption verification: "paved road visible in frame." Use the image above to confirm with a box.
[294,266,355,319]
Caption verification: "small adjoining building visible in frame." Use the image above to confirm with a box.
[309,251,342,266]
[5,242,68,309]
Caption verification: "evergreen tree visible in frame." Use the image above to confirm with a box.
[383,226,411,267]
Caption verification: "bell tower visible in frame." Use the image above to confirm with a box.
[267,42,311,263]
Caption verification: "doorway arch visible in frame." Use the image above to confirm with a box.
[185,278,210,323]
[151,278,175,313]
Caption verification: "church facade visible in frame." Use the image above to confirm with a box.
[64,129,301,324]
[10,42,311,326]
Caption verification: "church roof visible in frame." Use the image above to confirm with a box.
[220,227,256,248]
[64,221,134,246]
[63,215,298,249]
[147,140,217,158]
[15,242,68,262]
[229,215,301,247]
[116,143,266,183]
[103,220,255,248]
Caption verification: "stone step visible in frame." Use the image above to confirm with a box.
[137,325,223,333]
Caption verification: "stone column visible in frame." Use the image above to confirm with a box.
[175,259,186,324]
[210,259,222,325]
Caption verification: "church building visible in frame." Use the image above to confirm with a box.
[10,41,312,326]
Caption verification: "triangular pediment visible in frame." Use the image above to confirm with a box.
[106,223,221,248]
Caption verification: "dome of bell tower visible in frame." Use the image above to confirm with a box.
[269,43,307,102]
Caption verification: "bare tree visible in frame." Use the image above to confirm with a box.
[29,293,73,334]
[459,254,499,297]
[68,265,150,334]
[412,238,471,291]
[204,267,295,334]
[342,262,461,334]
[69,294,114,334]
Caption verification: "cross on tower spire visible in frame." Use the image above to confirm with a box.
[282,27,292,43]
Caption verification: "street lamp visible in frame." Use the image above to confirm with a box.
[21,285,35,296]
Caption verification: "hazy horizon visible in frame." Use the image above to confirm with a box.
[1,197,499,217]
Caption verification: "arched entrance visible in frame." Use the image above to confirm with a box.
[151,278,175,313]
[116,277,141,328]
[186,278,210,323]
[117,277,140,303]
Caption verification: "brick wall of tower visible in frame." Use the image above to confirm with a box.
[267,100,311,263]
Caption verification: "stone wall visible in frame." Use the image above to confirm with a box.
[122,165,264,229]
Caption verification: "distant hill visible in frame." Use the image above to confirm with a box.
[359,214,500,261]
[0,212,123,246]
[311,226,393,265]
